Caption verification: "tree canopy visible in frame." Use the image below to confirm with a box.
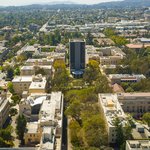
[16,115,27,145]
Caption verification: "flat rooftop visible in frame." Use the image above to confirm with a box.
[109,74,146,79]
[70,39,85,42]
[126,43,150,49]
[29,78,46,90]
[99,93,127,127]
[39,92,62,123]
[12,76,33,82]
[21,66,34,70]
[21,45,38,52]
[26,122,39,134]
[26,58,54,63]
[118,92,150,98]
[24,95,46,107]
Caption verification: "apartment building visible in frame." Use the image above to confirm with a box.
[98,93,127,144]
[0,92,10,128]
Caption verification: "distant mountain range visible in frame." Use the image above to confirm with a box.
[38,1,77,5]
[92,0,150,8]
[0,0,150,9]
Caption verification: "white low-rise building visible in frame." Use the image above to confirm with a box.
[98,93,127,143]
[21,92,63,150]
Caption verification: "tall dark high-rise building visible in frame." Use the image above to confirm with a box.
[69,39,85,77]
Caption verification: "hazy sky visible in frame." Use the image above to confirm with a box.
[0,0,121,6]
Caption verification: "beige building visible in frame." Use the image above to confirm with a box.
[29,75,47,94]
[25,58,54,66]
[126,140,150,150]
[100,56,122,65]
[12,74,47,96]
[109,74,146,84]
[12,76,33,95]
[118,93,150,117]
[20,66,35,76]
[0,92,10,128]
[21,65,52,76]
[99,46,126,66]
[98,93,127,144]
[24,122,42,145]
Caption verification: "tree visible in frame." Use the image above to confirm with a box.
[9,108,18,117]
[65,88,108,149]
[83,115,107,147]
[11,94,21,105]
[114,118,132,149]
[83,60,100,85]
[52,60,69,91]
[69,119,81,147]
[125,87,134,92]
[34,67,46,76]
[104,28,128,46]
[14,67,20,76]
[114,118,124,148]
[16,115,27,145]
[94,75,112,94]
[142,113,150,126]
[86,32,93,45]
[104,28,116,37]
[53,60,66,71]
[7,82,14,94]
[0,126,14,147]
[65,100,82,122]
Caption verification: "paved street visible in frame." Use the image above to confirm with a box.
[11,104,20,147]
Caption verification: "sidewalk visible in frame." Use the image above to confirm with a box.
[67,118,73,150]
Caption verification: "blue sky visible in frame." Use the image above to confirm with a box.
[0,0,121,6]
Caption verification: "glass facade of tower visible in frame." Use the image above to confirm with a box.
[69,40,85,73]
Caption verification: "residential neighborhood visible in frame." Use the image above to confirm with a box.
[0,0,150,150]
